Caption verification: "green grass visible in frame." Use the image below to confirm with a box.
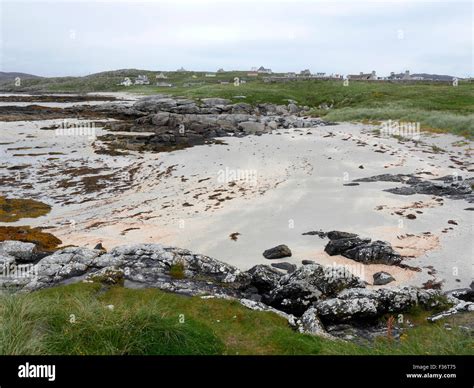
[3,70,472,138]
[169,262,186,279]
[323,106,474,138]
[0,283,472,355]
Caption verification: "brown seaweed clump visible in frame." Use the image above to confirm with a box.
[0,226,62,252]
[0,196,51,222]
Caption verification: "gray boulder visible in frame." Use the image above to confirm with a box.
[324,237,370,256]
[323,232,402,266]
[23,247,102,291]
[263,244,292,260]
[265,264,366,315]
[97,243,246,285]
[0,240,37,263]
[239,298,297,327]
[246,264,282,293]
[343,241,402,265]
[271,262,297,273]
[0,253,16,268]
[18,243,251,296]
[297,307,333,339]
[316,289,379,322]
[239,121,266,134]
[151,112,171,126]
[315,287,442,322]
[133,95,177,113]
[373,271,395,285]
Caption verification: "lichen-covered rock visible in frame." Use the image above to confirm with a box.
[324,233,402,265]
[265,264,366,315]
[239,298,297,327]
[86,266,124,286]
[0,253,16,268]
[0,240,37,263]
[426,288,473,322]
[246,265,282,294]
[22,246,102,291]
[316,289,379,321]
[343,241,402,265]
[428,299,474,322]
[96,243,248,285]
[17,243,251,297]
[296,307,333,339]
[315,287,443,322]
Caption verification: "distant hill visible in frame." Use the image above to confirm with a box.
[0,71,42,81]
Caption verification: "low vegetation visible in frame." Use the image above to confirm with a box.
[169,261,186,279]
[2,70,473,138]
[0,283,471,355]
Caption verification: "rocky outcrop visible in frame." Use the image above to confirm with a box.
[93,95,330,153]
[296,307,334,339]
[0,240,41,263]
[354,174,474,203]
[2,243,250,297]
[343,240,402,265]
[324,232,402,265]
[239,298,297,328]
[271,262,297,273]
[1,240,470,343]
[264,264,366,315]
[427,288,474,322]
[315,287,442,322]
[386,180,472,198]
[324,236,371,256]
[246,265,282,294]
[327,231,359,240]
[22,246,103,291]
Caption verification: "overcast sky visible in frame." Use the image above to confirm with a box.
[0,0,472,77]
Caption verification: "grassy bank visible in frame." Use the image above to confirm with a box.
[0,283,472,355]
[2,70,472,138]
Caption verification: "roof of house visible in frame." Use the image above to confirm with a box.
[348,73,375,80]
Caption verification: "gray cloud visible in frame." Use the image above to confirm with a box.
[1,0,472,77]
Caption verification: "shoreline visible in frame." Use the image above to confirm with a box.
[1,93,473,292]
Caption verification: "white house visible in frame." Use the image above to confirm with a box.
[134,75,150,85]
[119,77,132,86]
